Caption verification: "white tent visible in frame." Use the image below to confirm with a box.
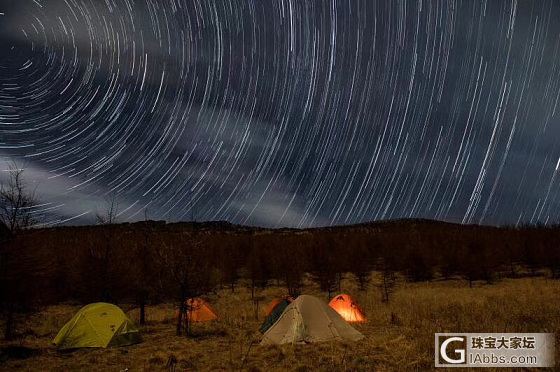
[261,295,364,345]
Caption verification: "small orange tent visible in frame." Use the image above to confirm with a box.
[175,298,218,323]
[260,296,294,334]
[328,294,366,323]
[265,296,294,317]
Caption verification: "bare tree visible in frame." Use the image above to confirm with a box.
[246,245,270,300]
[0,162,39,231]
[218,237,244,293]
[0,162,42,339]
[156,234,215,336]
[94,192,121,301]
[134,212,156,325]
[376,258,396,303]
[95,192,120,225]
[273,236,305,298]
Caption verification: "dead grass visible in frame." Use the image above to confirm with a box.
[1,276,560,371]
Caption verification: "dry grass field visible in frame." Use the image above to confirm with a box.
[1,276,559,371]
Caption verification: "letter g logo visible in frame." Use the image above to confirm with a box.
[440,337,465,364]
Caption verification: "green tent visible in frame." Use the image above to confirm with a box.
[259,298,292,334]
[53,303,141,350]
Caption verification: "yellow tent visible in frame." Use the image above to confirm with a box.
[53,303,141,350]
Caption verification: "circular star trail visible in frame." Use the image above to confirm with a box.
[1,0,560,228]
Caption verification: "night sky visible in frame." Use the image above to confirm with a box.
[1,0,560,228]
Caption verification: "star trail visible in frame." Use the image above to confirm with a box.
[1,0,560,228]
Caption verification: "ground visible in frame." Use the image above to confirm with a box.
[1,276,559,371]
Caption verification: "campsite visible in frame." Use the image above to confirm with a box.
[1,0,560,369]
[2,275,560,371]
[0,219,559,370]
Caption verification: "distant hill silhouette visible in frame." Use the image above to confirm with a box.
[36,217,491,235]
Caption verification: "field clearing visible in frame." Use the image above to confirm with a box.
[1,276,559,371]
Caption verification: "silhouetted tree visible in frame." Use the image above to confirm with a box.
[246,241,271,299]
[132,223,156,325]
[311,252,338,297]
[219,236,247,293]
[376,257,396,303]
[349,237,374,291]
[0,163,43,339]
[404,247,434,282]
[94,193,123,302]
[271,236,306,298]
[156,234,216,336]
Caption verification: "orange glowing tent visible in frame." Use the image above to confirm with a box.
[174,298,218,323]
[265,296,294,317]
[328,294,366,323]
[260,296,294,334]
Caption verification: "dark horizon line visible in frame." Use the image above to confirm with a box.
[30,216,560,232]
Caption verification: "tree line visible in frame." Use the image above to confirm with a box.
[2,218,560,334]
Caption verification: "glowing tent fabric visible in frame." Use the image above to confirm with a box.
[260,296,294,334]
[265,296,294,317]
[328,294,366,323]
[175,298,218,323]
[53,303,141,350]
[261,295,364,345]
